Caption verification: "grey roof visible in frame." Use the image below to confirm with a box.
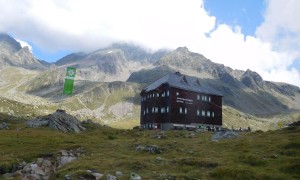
[143,72,223,96]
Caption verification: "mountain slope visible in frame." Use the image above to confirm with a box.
[0,33,47,70]
[1,35,300,129]
[129,47,300,116]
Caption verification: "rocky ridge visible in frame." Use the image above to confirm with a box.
[27,109,86,133]
[0,33,46,70]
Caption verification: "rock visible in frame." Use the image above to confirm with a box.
[27,109,86,133]
[116,171,123,177]
[0,122,8,130]
[22,173,41,180]
[211,131,239,141]
[3,173,14,179]
[59,150,69,156]
[65,174,72,180]
[36,158,44,166]
[57,156,76,167]
[33,166,45,176]
[136,145,163,154]
[152,133,167,139]
[92,172,104,180]
[159,173,176,180]
[130,172,142,180]
[156,157,163,161]
[81,119,100,125]
[107,174,117,180]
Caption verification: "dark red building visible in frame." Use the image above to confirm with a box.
[140,72,223,130]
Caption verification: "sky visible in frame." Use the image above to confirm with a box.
[0,0,300,87]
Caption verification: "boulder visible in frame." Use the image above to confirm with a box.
[107,174,117,180]
[130,172,142,180]
[0,122,8,130]
[211,131,239,141]
[27,109,86,133]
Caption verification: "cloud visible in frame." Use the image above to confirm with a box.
[0,0,299,86]
[0,0,215,52]
[16,39,33,52]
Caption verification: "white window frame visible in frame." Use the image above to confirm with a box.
[207,111,211,117]
[202,110,206,117]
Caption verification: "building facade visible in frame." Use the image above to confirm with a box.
[140,72,223,130]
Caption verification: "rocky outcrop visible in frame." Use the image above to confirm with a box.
[27,109,86,133]
[0,33,47,70]
[241,69,265,90]
[0,122,8,130]
[3,148,83,179]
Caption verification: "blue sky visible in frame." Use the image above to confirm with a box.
[16,0,267,62]
[204,0,265,36]
[1,0,300,86]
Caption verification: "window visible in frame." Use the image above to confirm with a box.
[179,107,183,114]
[208,96,211,102]
[157,93,159,97]
[167,90,170,96]
[153,93,155,97]
[146,108,149,114]
[166,106,169,113]
[202,110,206,116]
[176,92,179,96]
[207,111,211,117]
[184,108,187,114]
[143,110,145,115]
[197,95,200,100]
[161,107,165,113]
[197,109,200,116]
[162,92,165,97]
[155,107,159,113]
[152,107,154,113]
[212,112,215,117]
[204,96,207,101]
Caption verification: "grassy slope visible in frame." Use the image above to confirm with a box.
[0,115,299,179]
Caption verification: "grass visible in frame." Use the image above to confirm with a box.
[0,114,300,179]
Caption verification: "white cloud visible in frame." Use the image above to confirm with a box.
[0,0,299,86]
[0,0,215,52]
[16,39,33,52]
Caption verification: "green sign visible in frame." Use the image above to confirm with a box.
[63,67,76,95]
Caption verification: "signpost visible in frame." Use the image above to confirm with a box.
[63,67,76,95]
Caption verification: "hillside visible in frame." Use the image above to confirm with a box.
[129,47,300,116]
[0,33,47,70]
[1,34,300,131]
[0,115,299,179]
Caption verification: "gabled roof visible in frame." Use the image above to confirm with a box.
[142,72,223,96]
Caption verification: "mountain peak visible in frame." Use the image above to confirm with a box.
[0,33,22,53]
[175,46,189,53]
